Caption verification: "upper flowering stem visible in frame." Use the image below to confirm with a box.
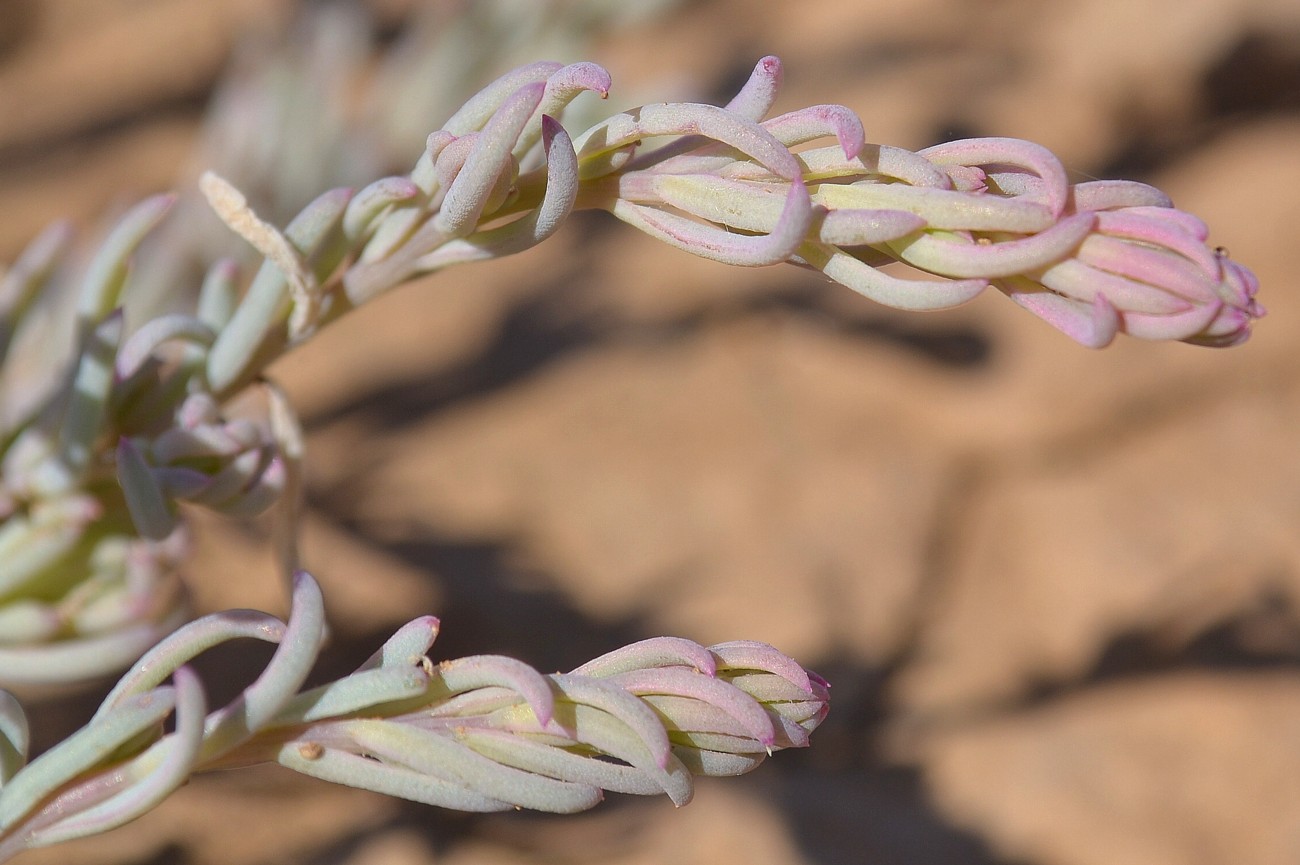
[578,56,1263,348]
[198,54,1261,385]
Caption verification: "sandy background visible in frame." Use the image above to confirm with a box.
[4,1,1300,863]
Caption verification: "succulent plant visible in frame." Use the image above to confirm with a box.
[0,23,1258,859]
